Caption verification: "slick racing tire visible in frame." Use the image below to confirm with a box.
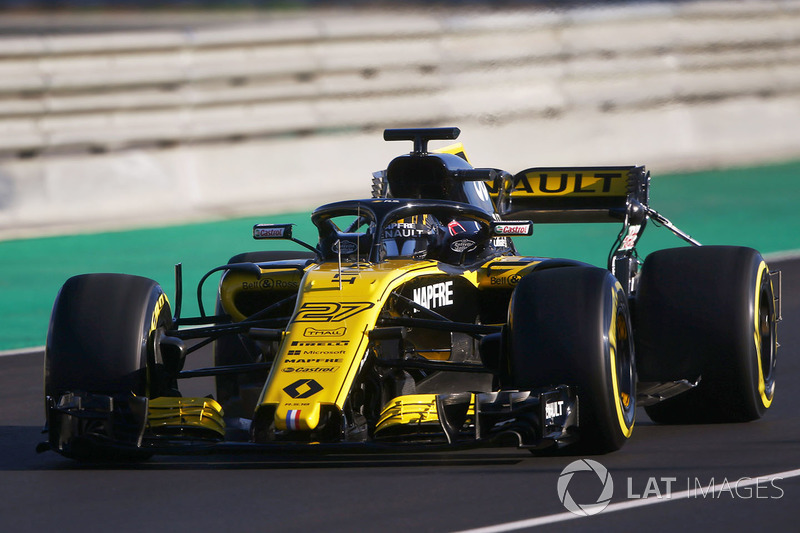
[215,251,315,418]
[635,246,777,424]
[506,267,636,454]
[46,273,172,399]
[45,273,172,459]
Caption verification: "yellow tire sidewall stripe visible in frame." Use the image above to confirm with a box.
[754,261,774,409]
[609,282,634,438]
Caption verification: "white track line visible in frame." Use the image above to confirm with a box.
[765,249,800,261]
[455,468,800,533]
[0,346,44,358]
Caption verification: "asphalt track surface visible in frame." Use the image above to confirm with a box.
[0,256,797,533]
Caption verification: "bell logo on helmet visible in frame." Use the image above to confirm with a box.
[450,239,476,253]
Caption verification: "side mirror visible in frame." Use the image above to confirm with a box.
[490,220,533,237]
[253,224,318,254]
[253,224,295,240]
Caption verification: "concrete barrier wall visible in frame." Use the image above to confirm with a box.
[1,1,799,238]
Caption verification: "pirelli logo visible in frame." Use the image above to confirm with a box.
[290,341,349,347]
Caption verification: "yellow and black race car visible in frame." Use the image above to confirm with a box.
[40,127,780,460]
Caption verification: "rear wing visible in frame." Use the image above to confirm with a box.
[485,166,652,292]
[487,166,650,223]
[485,165,702,292]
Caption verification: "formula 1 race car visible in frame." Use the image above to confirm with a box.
[40,127,781,460]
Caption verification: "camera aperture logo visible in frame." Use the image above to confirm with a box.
[557,459,614,516]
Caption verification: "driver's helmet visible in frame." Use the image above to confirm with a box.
[437,218,487,264]
[381,214,440,260]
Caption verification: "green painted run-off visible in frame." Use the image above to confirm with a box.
[1,160,798,351]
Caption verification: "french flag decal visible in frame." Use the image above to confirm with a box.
[286,410,301,431]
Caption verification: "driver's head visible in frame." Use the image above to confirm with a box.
[382,214,440,260]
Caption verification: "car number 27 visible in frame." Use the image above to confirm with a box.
[293,302,374,322]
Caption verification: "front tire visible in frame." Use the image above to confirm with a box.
[46,273,172,400]
[45,273,172,459]
[506,267,636,454]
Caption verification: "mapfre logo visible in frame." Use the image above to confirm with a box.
[412,281,454,310]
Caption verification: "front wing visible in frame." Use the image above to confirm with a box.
[39,386,578,457]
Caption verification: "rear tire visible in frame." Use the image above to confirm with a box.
[506,267,636,454]
[215,251,315,417]
[635,246,777,424]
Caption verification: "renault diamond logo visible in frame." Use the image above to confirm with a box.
[283,379,324,399]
